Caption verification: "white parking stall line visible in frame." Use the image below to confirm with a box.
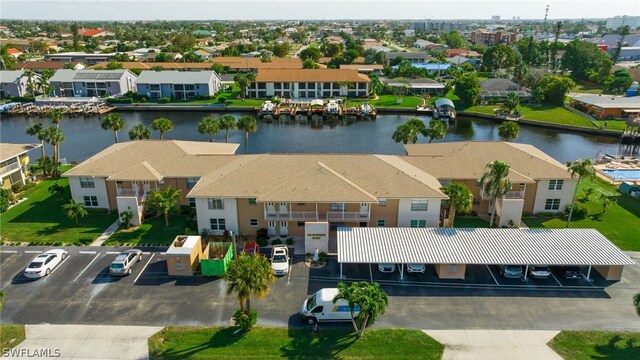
[160,252,166,256]
[73,253,101,282]
[134,253,154,283]
[0,250,18,254]
[49,255,71,275]
[142,252,151,255]
[550,272,563,287]
[485,265,500,285]
[106,251,120,255]
[78,251,97,255]
[24,250,43,254]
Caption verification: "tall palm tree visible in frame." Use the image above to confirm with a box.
[334,281,388,338]
[144,186,182,227]
[566,158,596,227]
[197,116,220,142]
[218,114,237,143]
[128,124,151,140]
[25,123,46,160]
[498,121,520,141]
[236,115,258,154]
[427,119,447,143]
[46,108,65,129]
[479,160,513,227]
[440,182,473,227]
[46,127,65,178]
[225,253,276,314]
[100,112,126,143]
[151,117,173,140]
[25,70,36,96]
[62,199,88,225]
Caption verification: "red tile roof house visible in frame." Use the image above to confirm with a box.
[6,48,23,58]
[78,29,113,38]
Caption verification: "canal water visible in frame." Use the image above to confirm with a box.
[0,111,634,163]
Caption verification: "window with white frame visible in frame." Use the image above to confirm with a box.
[186,177,199,189]
[250,218,258,227]
[545,199,561,210]
[548,180,564,190]
[330,203,345,211]
[83,196,98,207]
[410,219,427,228]
[378,198,386,207]
[377,219,385,227]
[210,218,226,230]
[188,198,196,208]
[208,198,224,210]
[410,199,428,211]
[79,177,95,188]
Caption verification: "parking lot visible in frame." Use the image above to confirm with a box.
[2,246,640,331]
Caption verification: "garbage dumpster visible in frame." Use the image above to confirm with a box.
[201,242,233,276]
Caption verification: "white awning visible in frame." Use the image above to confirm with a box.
[337,227,634,266]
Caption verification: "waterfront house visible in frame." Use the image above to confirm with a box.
[136,70,222,100]
[49,69,138,97]
[65,140,575,234]
[480,78,531,103]
[0,143,41,189]
[0,70,40,98]
[246,69,370,98]
[570,94,640,119]
[384,52,429,66]
[339,64,383,75]
[381,77,445,95]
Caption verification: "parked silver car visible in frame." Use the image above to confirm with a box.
[529,265,551,279]
[378,263,396,273]
[407,263,426,273]
[109,249,143,276]
[499,265,523,279]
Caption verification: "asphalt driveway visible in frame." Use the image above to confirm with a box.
[1,246,639,331]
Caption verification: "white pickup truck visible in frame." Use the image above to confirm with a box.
[300,288,361,325]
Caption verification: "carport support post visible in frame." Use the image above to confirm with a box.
[340,262,343,279]
[400,263,404,281]
[587,265,592,281]
[524,264,528,280]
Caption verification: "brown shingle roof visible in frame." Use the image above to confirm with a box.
[255,69,370,83]
[87,62,212,70]
[0,143,41,162]
[16,61,83,70]
[211,57,302,70]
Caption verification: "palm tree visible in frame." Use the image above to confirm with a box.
[501,92,520,114]
[440,182,473,227]
[197,116,220,142]
[234,73,256,100]
[333,281,388,338]
[46,127,64,178]
[25,70,36,96]
[128,124,151,140]
[100,112,126,143]
[218,114,237,143]
[25,123,47,160]
[392,118,427,144]
[151,117,173,140]
[237,115,258,154]
[634,293,640,317]
[334,281,362,333]
[479,160,513,227]
[62,199,87,225]
[566,158,595,227]
[225,253,276,314]
[498,121,520,141]
[144,186,182,226]
[46,108,65,129]
[427,119,447,143]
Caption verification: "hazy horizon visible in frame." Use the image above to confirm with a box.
[1,0,638,21]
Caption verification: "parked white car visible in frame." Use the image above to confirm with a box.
[529,265,551,279]
[23,249,68,278]
[270,245,290,276]
[407,263,426,273]
[378,263,395,273]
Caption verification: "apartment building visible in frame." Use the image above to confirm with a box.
[470,30,516,46]
[210,57,303,72]
[136,70,222,100]
[49,69,138,97]
[246,69,370,99]
[65,140,575,235]
[0,143,41,189]
[0,70,38,98]
[384,52,429,66]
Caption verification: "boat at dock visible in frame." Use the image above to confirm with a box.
[257,98,376,121]
[433,98,456,121]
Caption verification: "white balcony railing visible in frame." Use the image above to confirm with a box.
[264,211,318,221]
[0,162,21,177]
[326,211,371,221]
[117,188,141,197]
[480,189,525,200]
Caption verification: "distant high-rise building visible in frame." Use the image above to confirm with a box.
[470,30,516,46]
[413,20,471,33]
[606,16,640,30]
[492,15,501,22]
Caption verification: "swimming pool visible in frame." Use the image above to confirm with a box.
[601,169,640,181]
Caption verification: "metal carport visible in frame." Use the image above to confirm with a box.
[337,227,635,281]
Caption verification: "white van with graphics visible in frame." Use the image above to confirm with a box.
[300,288,361,324]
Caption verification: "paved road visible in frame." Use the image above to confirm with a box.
[1,246,639,330]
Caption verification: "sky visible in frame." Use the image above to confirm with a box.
[1,0,638,21]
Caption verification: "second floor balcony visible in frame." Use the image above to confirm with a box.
[0,162,21,177]
[326,211,371,222]
[264,210,319,221]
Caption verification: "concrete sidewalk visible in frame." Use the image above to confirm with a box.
[91,220,120,246]
[6,324,162,360]
[424,330,562,360]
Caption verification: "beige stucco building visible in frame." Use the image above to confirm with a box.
[0,143,41,190]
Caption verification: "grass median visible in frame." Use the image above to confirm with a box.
[0,324,26,350]
[104,214,191,246]
[148,326,444,360]
[548,330,640,359]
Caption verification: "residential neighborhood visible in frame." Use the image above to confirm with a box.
[1,2,640,359]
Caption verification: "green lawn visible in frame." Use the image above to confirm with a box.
[453,217,491,228]
[0,324,26,350]
[462,104,597,128]
[595,119,629,131]
[523,177,640,251]
[548,331,640,360]
[345,95,424,109]
[148,327,444,360]
[573,83,605,95]
[0,168,117,245]
[104,214,191,246]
